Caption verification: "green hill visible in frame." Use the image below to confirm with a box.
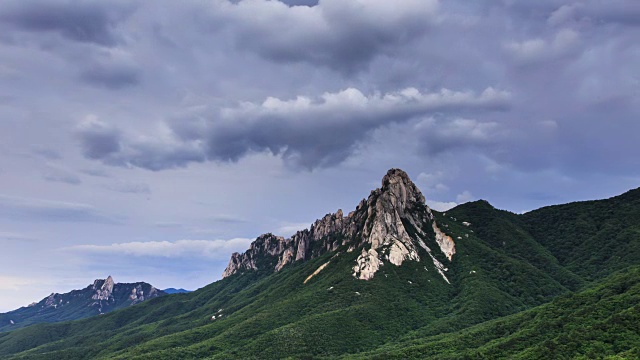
[347,265,640,359]
[0,170,638,359]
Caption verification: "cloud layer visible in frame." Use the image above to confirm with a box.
[76,87,510,170]
[67,238,253,260]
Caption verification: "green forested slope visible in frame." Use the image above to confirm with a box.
[522,188,640,281]
[347,266,640,359]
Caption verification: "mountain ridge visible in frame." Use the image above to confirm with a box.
[0,276,165,332]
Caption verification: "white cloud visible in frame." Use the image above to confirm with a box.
[456,190,474,203]
[0,194,120,223]
[505,28,580,64]
[276,222,311,237]
[428,200,458,212]
[417,171,450,193]
[66,238,253,260]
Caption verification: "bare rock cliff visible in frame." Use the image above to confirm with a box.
[222,168,456,282]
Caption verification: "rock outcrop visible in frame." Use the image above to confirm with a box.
[92,275,115,301]
[222,168,456,282]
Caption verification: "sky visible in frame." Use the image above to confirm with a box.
[0,0,639,312]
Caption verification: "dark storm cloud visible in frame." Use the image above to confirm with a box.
[415,118,503,156]
[278,0,319,6]
[0,195,122,224]
[211,0,439,73]
[77,87,511,170]
[79,63,140,89]
[75,118,122,160]
[0,0,134,46]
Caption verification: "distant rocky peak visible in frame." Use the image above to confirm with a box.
[92,276,114,290]
[103,276,115,292]
[92,275,115,301]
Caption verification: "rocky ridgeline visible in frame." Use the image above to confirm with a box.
[1,276,167,331]
[223,169,456,282]
[89,276,162,312]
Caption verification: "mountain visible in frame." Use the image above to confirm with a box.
[0,276,166,332]
[0,169,638,359]
[350,265,640,359]
[162,288,192,294]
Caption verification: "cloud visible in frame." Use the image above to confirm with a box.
[79,62,140,89]
[78,48,141,89]
[0,0,134,46]
[505,28,580,64]
[209,0,439,73]
[548,2,640,27]
[417,171,450,193]
[0,195,121,224]
[0,231,38,242]
[77,86,511,170]
[32,148,62,160]
[0,275,40,291]
[456,190,474,203]
[80,168,110,178]
[276,222,311,237]
[75,116,122,160]
[415,117,503,156]
[42,165,82,185]
[427,200,457,212]
[104,181,150,194]
[209,215,247,224]
[66,238,253,260]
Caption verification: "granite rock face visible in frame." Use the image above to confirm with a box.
[92,275,115,301]
[222,168,456,282]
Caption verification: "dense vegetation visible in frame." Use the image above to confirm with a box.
[348,266,640,359]
[0,187,638,359]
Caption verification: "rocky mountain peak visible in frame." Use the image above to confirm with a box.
[103,276,115,291]
[379,168,426,216]
[223,168,455,282]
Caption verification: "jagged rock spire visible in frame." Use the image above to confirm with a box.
[92,275,115,301]
[222,168,456,282]
[380,168,426,216]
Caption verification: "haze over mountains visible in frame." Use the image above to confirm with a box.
[0,169,638,359]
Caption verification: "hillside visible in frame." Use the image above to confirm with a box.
[348,265,640,359]
[0,169,638,359]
